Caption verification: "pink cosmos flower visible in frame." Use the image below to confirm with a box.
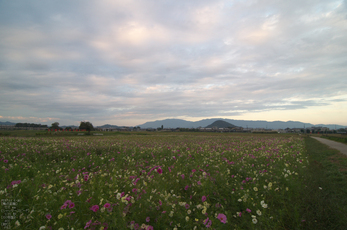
[246,208,251,213]
[146,217,150,222]
[206,220,212,228]
[202,196,206,202]
[203,218,209,225]
[104,203,111,208]
[84,219,92,229]
[159,200,162,206]
[46,214,52,220]
[90,205,99,212]
[157,168,162,174]
[184,185,189,190]
[69,203,75,209]
[185,203,190,209]
[217,213,227,223]
[146,225,153,230]
[61,204,67,210]
[181,174,185,179]
[3,159,8,163]
[64,200,72,205]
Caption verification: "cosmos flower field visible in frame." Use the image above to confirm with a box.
[0,134,308,229]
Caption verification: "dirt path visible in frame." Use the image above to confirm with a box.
[311,136,347,156]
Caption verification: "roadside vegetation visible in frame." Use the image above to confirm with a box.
[320,134,347,144]
[301,137,347,229]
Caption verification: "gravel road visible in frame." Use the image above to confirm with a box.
[311,136,347,156]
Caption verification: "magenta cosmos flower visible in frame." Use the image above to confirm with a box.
[90,205,99,212]
[46,214,52,219]
[217,213,227,223]
[157,168,162,174]
[202,196,206,202]
[84,219,92,229]
[206,220,212,228]
[203,218,209,225]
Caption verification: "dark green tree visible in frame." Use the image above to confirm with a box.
[79,121,94,134]
[51,122,60,130]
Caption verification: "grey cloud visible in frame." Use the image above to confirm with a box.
[0,0,346,126]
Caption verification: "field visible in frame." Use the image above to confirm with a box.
[0,133,346,230]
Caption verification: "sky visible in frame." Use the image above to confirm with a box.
[0,0,346,127]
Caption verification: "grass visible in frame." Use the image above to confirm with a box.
[299,137,347,229]
[319,134,347,144]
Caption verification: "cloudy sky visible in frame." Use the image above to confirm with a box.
[0,0,346,126]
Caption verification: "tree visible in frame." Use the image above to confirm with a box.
[79,121,94,134]
[51,122,60,130]
[338,128,346,133]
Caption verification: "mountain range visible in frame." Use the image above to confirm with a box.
[136,118,346,130]
[1,119,346,130]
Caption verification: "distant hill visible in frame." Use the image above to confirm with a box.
[0,121,16,125]
[205,120,236,128]
[96,124,134,129]
[137,118,346,130]
[96,124,119,129]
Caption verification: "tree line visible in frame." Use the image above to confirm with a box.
[15,123,48,128]
[49,121,94,133]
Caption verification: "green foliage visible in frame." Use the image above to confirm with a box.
[79,121,94,132]
[15,123,48,128]
[50,122,60,130]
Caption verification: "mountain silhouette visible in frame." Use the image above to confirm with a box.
[205,120,236,128]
